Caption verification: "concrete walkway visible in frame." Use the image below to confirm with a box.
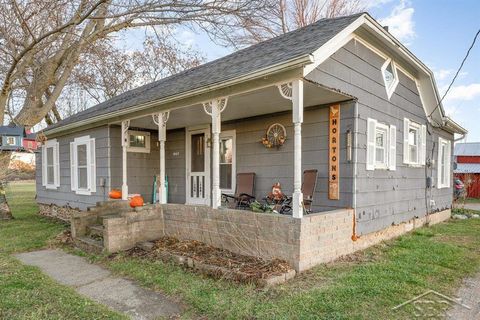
[15,249,183,319]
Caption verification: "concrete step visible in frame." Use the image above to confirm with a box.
[88,225,104,237]
[74,236,104,254]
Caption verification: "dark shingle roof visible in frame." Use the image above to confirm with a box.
[46,13,364,132]
[0,125,25,136]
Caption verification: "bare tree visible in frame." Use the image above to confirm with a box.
[0,152,12,219]
[221,0,364,48]
[0,0,270,127]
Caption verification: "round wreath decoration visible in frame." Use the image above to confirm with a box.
[261,123,287,149]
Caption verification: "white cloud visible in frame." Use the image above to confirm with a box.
[434,69,453,82]
[444,83,480,102]
[175,29,196,47]
[364,0,395,8]
[379,0,415,44]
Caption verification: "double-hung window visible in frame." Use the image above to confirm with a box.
[437,137,451,188]
[70,135,96,195]
[219,130,236,193]
[367,118,396,171]
[42,139,60,189]
[403,118,426,166]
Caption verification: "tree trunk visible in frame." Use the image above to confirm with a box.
[0,184,13,220]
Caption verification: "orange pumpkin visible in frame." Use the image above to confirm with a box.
[109,189,122,199]
[130,195,144,208]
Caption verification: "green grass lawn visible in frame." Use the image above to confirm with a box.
[3,181,480,319]
[0,181,125,320]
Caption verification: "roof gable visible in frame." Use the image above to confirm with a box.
[44,12,466,136]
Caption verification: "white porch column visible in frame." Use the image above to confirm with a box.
[278,80,304,218]
[121,120,130,200]
[153,112,170,204]
[203,98,228,209]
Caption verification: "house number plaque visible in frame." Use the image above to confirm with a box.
[329,104,340,200]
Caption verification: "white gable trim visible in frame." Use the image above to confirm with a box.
[302,13,466,134]
[303,16,365,75]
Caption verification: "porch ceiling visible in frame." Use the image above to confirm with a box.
[122,81,351,130]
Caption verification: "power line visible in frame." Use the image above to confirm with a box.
[427,28,480,119]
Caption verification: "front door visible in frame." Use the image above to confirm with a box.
[186,126,210,205]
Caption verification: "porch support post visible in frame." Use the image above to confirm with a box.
[204,98,228,209]
[121,119,130,200]
[153,112,170,204]
[278,80,303,218]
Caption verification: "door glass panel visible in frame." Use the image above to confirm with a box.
[220,164,232,189]
[191,133,204,172]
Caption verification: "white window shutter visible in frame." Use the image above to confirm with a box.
[403,118,410,164]
[89,138,96,193]
[389,125,396,170]
[70,142,76,191]
[446,140,451,187]
[41,145,47,186]
[366,118,377,171]
[54,142,60,187]
[420,125,427,165]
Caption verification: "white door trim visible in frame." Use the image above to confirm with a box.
[185,125,211,205]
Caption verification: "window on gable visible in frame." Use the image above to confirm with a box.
[366,118,396,171]
[381,59,399,99]
[70,135,96,195]
[42,139,60,189]
[127,130,150,153]
[437,137,451,188]
[219,130,236,193]
[403,118,426,166]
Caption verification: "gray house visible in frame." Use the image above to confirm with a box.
[36,13,466,271]
[0,125,25,151]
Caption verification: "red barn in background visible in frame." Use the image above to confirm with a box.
[454,143,480,198]
[22,130,39,152]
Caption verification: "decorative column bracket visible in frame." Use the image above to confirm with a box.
[203,97,228,209]
[121,120,130,147]
[152,111,170,141]
[152,111,170,204]
[277,82,293,100]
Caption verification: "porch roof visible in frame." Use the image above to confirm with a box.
[44,13,363,135]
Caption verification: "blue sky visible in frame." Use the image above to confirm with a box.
[122,0,480,141]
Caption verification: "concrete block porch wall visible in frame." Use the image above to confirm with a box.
[72,203,452,272]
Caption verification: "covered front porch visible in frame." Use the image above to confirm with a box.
[111,78,354,218]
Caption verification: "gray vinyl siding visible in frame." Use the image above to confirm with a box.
[110,126,160,203]
[36,126,111,210]
[108,127,185,204]
[222,104,355,212]
[113,105,354,211]
[306,38,454,235]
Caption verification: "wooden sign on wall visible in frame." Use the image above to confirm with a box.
[329,104,340,200]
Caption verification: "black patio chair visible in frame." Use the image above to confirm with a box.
[277,169,318,214]
[221,172,256,209]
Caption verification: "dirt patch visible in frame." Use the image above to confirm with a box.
[112,236,294,286]
[434,235,475,246]
[48,230,73,247]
